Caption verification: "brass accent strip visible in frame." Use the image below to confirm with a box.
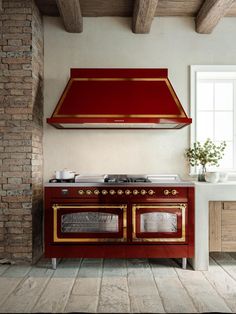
[53,204,127,243]
[53,77,186,118]
[132,204,186,242]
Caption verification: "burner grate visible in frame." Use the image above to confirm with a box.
[104,175,150,183]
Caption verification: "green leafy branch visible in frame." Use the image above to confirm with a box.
[185,138,226,167]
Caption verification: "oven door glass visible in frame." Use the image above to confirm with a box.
[53,204,127,242]
[132,204,187,243]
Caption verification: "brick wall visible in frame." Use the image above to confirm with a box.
[0,0,43,263]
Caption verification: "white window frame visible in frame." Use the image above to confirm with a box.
[190,65,236,176]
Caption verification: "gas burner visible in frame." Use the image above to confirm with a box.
[104,175,151,183]
[49,178,75,183]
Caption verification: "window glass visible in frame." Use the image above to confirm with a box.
[197,112,214,142]
[197,82,214,111]
[215,82,233,110]
[214,112,233,142]
[191,66,236,172]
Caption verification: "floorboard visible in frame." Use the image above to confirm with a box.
[173,259,232,313]
[150,259,197,313]
[0,254,235,313]
[0,265,32,310]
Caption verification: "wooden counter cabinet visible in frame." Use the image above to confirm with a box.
[209,201,236,251]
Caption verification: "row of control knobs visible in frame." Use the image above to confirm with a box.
[77,189,179,196]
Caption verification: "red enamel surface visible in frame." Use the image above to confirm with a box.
[57,80,181,116]
[44,186,194,259]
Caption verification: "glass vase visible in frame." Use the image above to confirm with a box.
[198,165,206,182]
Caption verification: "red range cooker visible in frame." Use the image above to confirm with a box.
[44,175,194,269]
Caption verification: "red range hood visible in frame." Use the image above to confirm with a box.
[47,68,192,129]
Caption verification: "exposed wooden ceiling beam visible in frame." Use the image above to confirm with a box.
[196,0,235,33]
[56,0,83,33]
[132,0,159,33]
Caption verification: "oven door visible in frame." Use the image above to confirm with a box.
[132,203,187,243]
[53,204,127,243]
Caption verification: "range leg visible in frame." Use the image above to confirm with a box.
[52,258,57,270]
[182,257,187,269]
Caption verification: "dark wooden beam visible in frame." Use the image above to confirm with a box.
[56,0,83,33]
[132,0,159,33]
[196,0,235,34]
[0,0,3,12]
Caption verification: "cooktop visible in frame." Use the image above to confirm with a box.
[104,174,151,183]
[48,174,183,184]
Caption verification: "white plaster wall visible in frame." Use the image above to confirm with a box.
[44,16,236,181]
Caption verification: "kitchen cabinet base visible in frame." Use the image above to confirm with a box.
[45,243,193,259]
[48,250,190,270]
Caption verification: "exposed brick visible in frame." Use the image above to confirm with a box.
[3,184,31,190]
[2,26,23,34]
[4,8,32,14]
[1,0,43,264]
[5,222,22,228]
[3,33,31,40]
[3,46,31,53]
[7,227,23,234]
[6,246,32,253]
[7,39,23,46]
[2,195,32,203]
[3,20,31,27]
[5,146,32,153]
[7,177,23,184]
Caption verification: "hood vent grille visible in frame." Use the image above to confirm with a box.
[47,68,192,129]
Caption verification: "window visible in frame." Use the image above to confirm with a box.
[190,66,236,173]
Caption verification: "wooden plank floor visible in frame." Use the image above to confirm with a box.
[0,253,236,313]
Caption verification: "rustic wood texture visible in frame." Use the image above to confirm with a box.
[0,255,236,313]
[173,259,231,313]
[209,201,222,252]
[35,0,236,17]
[132,0,159,33]
[222,203,236,251]
[56,0,83,33]
[223,201,236,210]
[0,0,2,12]
[209,201,236,252]
[196,0,235,33]
[150,259,197,313]
[203,256,236,312]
